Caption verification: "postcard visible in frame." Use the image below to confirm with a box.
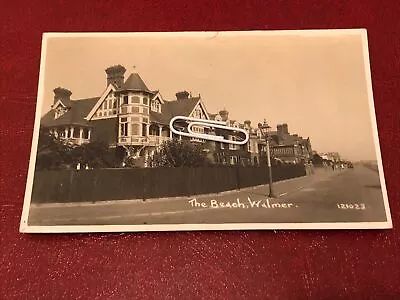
[20,29,392,233]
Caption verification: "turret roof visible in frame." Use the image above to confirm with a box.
[121,73,151,92]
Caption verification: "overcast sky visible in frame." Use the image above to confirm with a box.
[40,31,379,161]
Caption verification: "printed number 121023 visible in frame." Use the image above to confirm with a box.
[337,203,366,210]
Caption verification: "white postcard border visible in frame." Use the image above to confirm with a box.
[20,29,392,233]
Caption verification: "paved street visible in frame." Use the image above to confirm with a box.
[28,165,388,226]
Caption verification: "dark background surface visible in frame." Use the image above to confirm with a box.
[1,1,399,299]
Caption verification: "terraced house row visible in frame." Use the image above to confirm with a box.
[41,65,313,167]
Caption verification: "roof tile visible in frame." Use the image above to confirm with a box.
[41,97,99,127]
[149,97,200,125]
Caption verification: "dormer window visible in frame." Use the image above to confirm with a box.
[54,106,66,119]
[193,106,204,119]
[151,99,161,113]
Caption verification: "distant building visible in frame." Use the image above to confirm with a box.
[320,152,341,162]
[258,123,313,164]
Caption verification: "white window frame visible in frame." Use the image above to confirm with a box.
[122,95,129,105]
[120,117,129,137]
[229,136,236,150]
[131,123,140,136]
[151,99,161,113]
[142,107,149,114]
[131,96,140,104]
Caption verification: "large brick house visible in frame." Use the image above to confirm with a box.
[259,123,313,164]
[208,111,260,166]
[40,64,312,167]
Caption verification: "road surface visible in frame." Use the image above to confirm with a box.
[28,165,388,226]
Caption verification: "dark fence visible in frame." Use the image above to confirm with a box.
[31,164,306,204]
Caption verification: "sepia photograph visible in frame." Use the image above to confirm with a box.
[20,30,391,233]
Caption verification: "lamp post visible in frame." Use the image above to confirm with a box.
[258,119,276,198]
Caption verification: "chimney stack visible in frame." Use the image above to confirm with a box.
[219,109,229,121]
[53,87,72,104]
[277,124,283,134]
[176,91,190,100]
[105,65,126,88]
[282,123,289,134]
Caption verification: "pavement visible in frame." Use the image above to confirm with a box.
[28,165,388,226]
